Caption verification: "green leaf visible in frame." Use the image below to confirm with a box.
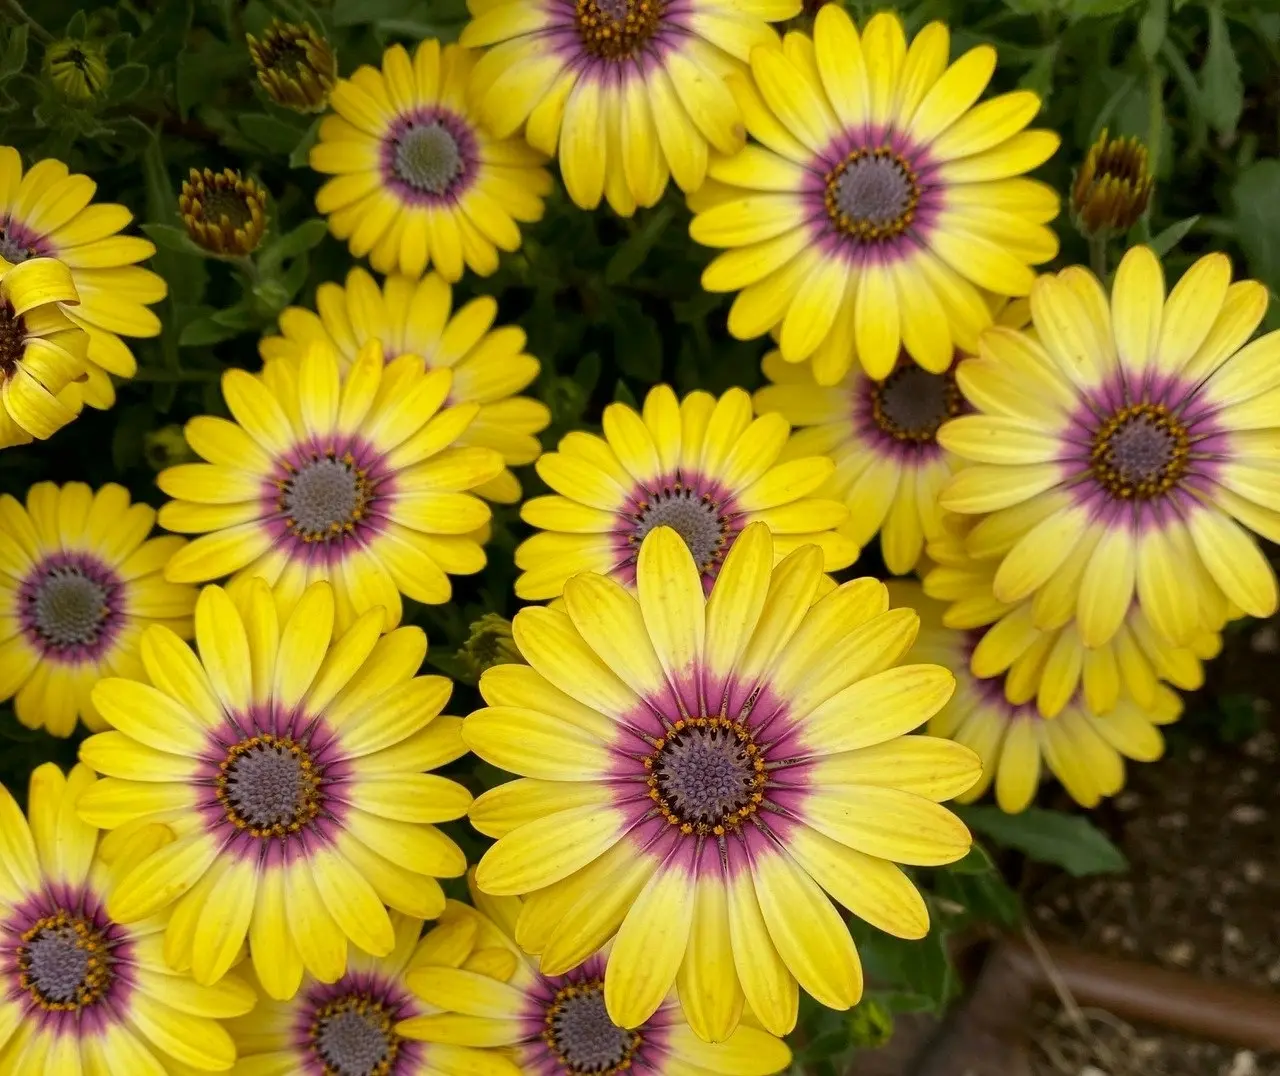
[257,218,329,276]
[613,379,639,408]
[180,314,246,347]
[958,805,1128,877]
[1201,3,1244,138]
[1147,214,1200,256]
[130,0,194,65]
[139,122,208,307]
[1232,160,1280,287]
[611,300,662,381]
[290,117,323,168]
[1137,0,1168,59]
[0,25,28,81]
[176,40,249,120]
[141,223,206,256]
[239,112,308,153]
[333,0,420,26]
[605,206,674,285]
[65,10,88,38]
[107,63,149,103]
[1069,0,1141,18]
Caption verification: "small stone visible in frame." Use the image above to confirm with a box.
[1224,924,1245,948]
[1189,745,1206,763]
[1266,959,1280,984]
[1249,625,1279,653]
[1227,1050,1259,1076]
[1100,924,1123,944]
[1239,767,1258,784]
[1079,1067,1110,1076]
[1158,811,1188,829]
[1243,861,1265,884]
[1115,791,1141,811]
[1162,940,1195,966]
[1229,804,1266,824]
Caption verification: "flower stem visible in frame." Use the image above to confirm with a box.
[2,0,52,42]
[1088,233,1109,280]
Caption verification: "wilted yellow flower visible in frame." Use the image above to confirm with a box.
[179,167,268,256]
[247,19,337,113]
[1071,129,1154,236]
[44,39,110,103]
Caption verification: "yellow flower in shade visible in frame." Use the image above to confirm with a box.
[228,910,509,1076]
[939,247,1280,650]
[921,521,1221,719]
[892,581,1181,814]
[752,299,1029,574]
[689,6,1060,384]
[459,0,801,216]
[465,523,978,1040]
[0,482,196,737]
[247,19,338,114]
[310,40,552,282]
[156,341,504,632]
[259,266,550,503]
[0,147,166,409]
[0,764,254,1071]
[76,579,474,1000]
[516,383,858,600]
[0,258,88,447]
[179,167,269,256]
[397,886,793,1074]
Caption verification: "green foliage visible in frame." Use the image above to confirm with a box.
[958,805,1129,876]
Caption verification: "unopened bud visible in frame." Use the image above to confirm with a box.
[1072,129,1154,237]
[247,20,337,114]
[180,168,268,257]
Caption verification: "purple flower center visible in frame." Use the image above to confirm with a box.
[18,913,113,1010]
[29,567,111,648]
[647,717,766,834]
[544,981,640,1074]
[0,299,26,378]
[0,217,46,264]
[574,0,664,60]
[826,149,920,242]
[392,122,464,196]
[312,994,398,1076]
[632,489,727,574]
[280,453,372,542]
[217,735,322,838]
[1090,402,1189,500]
[871,364,960,443]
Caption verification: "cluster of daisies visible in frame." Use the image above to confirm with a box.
[0,1,1278,1074]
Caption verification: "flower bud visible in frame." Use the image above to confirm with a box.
[457,613,525,682]
[44,39,110,104]
[1072,129,1154,237]
[180,168,268,257]
[247,20,337,114]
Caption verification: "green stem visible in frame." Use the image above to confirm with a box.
[132,369,221,383]
[1146,60,1165,183]
[1088,233,1109,280]
[2,0,52,43]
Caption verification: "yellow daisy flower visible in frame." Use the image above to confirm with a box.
[460,0,801,216]
[310,40,552,282]
[465,523,978,1040]
[516,383,858,600]
[0,763,254,1072]
[75,579,473,1000]
[0,481,196,737]
[922,521,1220,718]
[259,266,551,504]
[229,911,508,1076]
[939,247,1280,649]
[398,886,792,1074]
[156,340,504,632]
[0,147,166,409]
[751,301,1030,575]
[0,257,88,448]
[892,581,1181,814]
[689,6,1060,383]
